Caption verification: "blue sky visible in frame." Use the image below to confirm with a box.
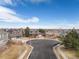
[0,0,79,29]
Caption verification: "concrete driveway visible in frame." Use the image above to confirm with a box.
[26,40,59,59]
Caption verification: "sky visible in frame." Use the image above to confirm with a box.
[0,0,79,29]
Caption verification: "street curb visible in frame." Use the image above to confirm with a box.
[53,44,61,59]
[58,45,68,59]
[53,44,68,59]
[18,45,33,59]
[26,45,33,59]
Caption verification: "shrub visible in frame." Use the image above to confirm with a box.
[61,29,79,50]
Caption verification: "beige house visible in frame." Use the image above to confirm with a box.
[0,30,9,47]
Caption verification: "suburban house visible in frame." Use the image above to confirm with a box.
[7,28,24,38]
[6,28,69,38]
[0,29,9,47]
[6,28,79,39]
[29,29,39,37]
[29,29,70,38]
[29,29,60,38]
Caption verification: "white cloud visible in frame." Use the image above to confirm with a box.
[22,24,79,29]
[0,0,12,5]
[0,0,50,6]
[0,6,39,23]
[0,6,16,14]
[4,0,12,4]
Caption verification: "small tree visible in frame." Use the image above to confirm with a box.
[61,29,79,50]
[24,27,30,37]
[38,29,46,36]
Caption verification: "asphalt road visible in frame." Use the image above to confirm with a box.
[26,40,59,59]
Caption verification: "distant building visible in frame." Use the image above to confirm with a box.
[30,29,71,38]
[0,29,9,47]
[7,28,24,38]
[6,28,79,38]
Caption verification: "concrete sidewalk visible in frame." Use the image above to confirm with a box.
[18,45,33,59]
[53,44,68,59]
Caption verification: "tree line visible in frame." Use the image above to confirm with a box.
[24,27,46,37]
